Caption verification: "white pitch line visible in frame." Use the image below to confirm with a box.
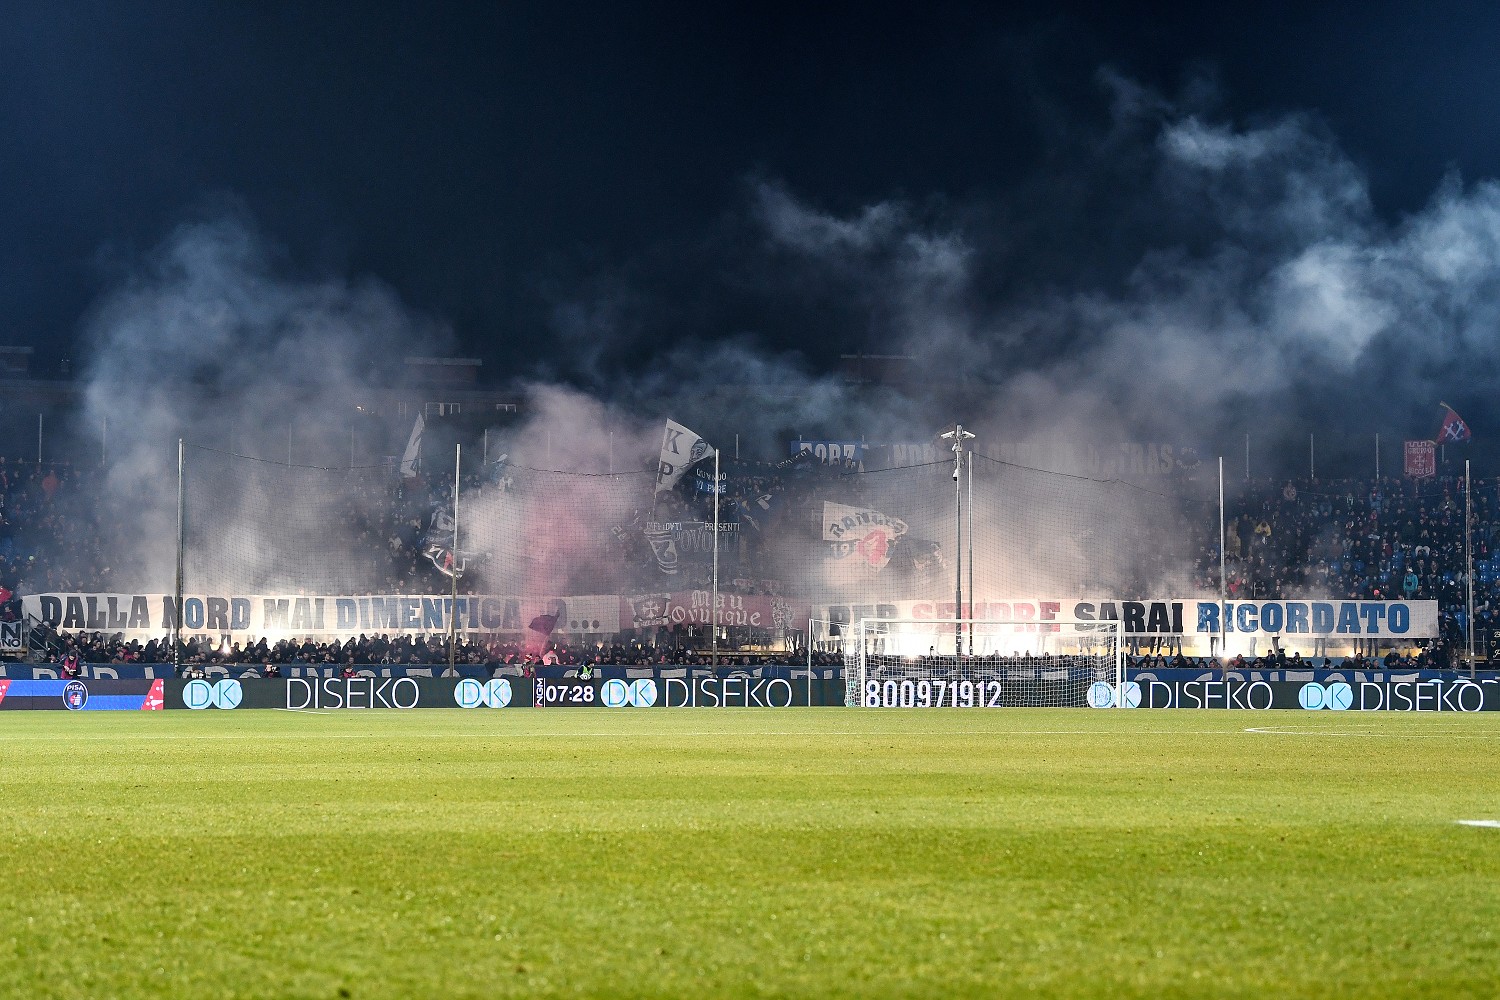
[0,726,1266,742]
[1457,820,1500,828]
[1246,726,1500,739]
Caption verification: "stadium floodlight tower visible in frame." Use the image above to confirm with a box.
[938,424,975,656]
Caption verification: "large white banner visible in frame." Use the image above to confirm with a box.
[816,597,1440,640]
[23,593,620,640]
[26,592,1441,641]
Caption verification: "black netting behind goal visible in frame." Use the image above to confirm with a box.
[161,442,1218,655]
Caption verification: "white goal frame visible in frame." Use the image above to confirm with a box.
[845,618,1125,708]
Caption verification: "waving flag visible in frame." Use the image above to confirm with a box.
[1437,403,1472,444]
[823,501,908,571]
[525,613,558,654]
[399,413,424,481]
[655,420,715,494]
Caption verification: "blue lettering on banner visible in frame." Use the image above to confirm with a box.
[1192,600,1429,636]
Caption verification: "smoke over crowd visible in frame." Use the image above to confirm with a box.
[38,78,1500,613]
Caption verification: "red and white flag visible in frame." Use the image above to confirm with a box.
[1437,403,1472,444]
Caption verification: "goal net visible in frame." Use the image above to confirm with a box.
[845,618,1124,708]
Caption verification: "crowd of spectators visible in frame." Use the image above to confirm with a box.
[1127,645,1447,673]
[5,454,1500,672]
[37,625,843,671]
[1183,473,1500,666]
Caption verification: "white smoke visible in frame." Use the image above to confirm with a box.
[58,76,1500,609]
[72,209,450,592]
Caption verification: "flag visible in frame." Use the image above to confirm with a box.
[525,613,558,654]
[422,505,478,578]
[1437,403,1472,444]
[399,413,425,480]
[823,501,908,571]
[644,523,681,574]
[655,419,715,494]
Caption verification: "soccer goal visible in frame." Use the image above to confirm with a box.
[844,618,1124,708]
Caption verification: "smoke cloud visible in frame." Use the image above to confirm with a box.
[47,74,1500,615]
[65,207,450,594]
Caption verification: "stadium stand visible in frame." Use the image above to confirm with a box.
[1,451,1490,672]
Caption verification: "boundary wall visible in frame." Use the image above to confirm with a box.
[5,669,1500,713]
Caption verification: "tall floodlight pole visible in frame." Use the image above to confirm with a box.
[940,425,975,656]
[966,448,974,656]
[712,447,720,668]
[1467,459,1475,677]
[449,444,461,674]
[175,438,185,675]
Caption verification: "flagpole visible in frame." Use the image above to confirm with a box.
[1467,458,1475,677]
[175,438,185,676]
[1219,456,1226,674]
[449,444,460,675]
[712,447,719,669]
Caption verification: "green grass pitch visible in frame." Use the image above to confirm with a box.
[3,708,1500,998]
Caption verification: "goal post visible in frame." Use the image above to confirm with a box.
[845,618,1126,708]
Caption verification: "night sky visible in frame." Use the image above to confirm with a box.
[7,2,1500,391]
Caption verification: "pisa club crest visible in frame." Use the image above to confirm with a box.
[63,679,88,710]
